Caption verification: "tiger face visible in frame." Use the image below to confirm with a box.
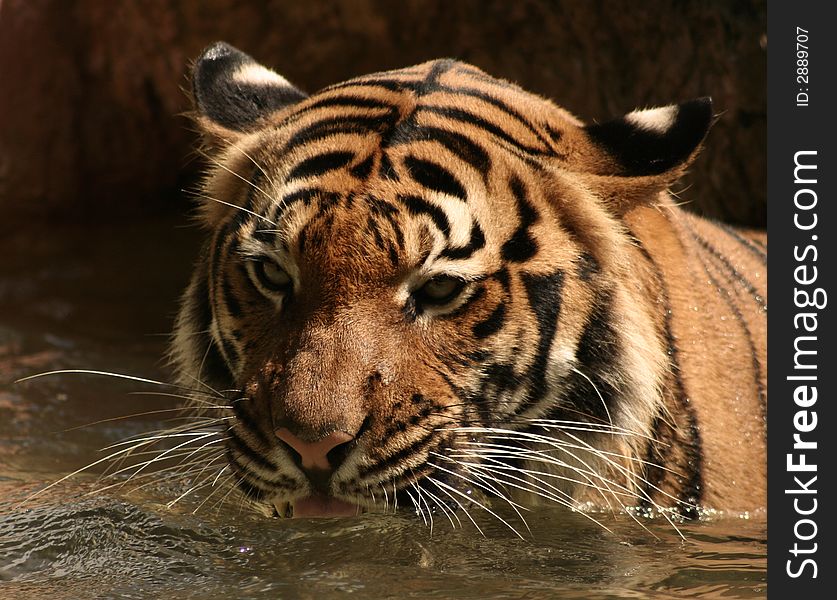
[173,42,762,521]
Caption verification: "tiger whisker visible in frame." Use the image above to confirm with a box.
[378,482,390,514]
[424,476,483,537]
[15,369,170,388]
[410,471,434,534]
[550,430,689,537]
[195,147,275,206]
[61,406,229,433]
[90,453,226,496]
[456,459,616,535]
[166,454,231,509]
[428,473,526,539]
[127,390,236,407]
[427,475,528,539]
[429,453,529,515]
[569,367,614,427]
[460,431,685,537]
[97,428,226,479]
[106,431,224,484]
[208,472,241,515]
[402,487,427,527]
[547,427,694,512]
[420,486,460,530]
[189,191,278,228]
[194,470,236,515]
[452,424,685,488]
[368,483,377,509]
[100,429,226,453]
[462,433,683,478]
[451,443,629,513]
[428,456,529,534]
[462,446,640,514]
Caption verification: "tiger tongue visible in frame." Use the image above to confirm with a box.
[291,494,359,518]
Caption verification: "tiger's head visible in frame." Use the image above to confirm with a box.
[173,42,712,520]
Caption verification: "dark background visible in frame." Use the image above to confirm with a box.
[0,0,766,233]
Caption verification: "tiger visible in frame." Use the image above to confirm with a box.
[171,41,766,524]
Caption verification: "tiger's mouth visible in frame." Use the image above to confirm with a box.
[274,494,363,518]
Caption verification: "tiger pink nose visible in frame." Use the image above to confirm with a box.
[275,428,355,471]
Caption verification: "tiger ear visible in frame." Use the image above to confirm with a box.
[578,98,713,214]
[191,42,307,143]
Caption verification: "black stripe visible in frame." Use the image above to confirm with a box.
[216,329,240,374]
[357,431,437,479]
[368,196,405,250]
[209,225,243,371]
[514,270,565,416]
[695,248,767,423]
[282,114,397,155]
[243,167,265,211]
[440,221,485,260]
[633,238,704,515]
[227,427,279,473]
[203,339,232,387]
[273,187,340,221]
[231,398,272,449]
[388,125,492,178]
[190,264,234,386]
[367,215,385,250]
[323,77,422,94]
[472,302,507,339]
[442,85,553,151]
[252,226,276,245]
[688,226,766,311]
[229,457,268,501]
[226,448,293,500]
[576,253,600,282]
[404,155,468,201]
[550,292,620,424]
[421,59,455,89]
[287,95,397,122]
[387,242,399,267]
[287,150,355,181]
[378,151,399,180]
[221,274,242,319]
[716,221,767,264]
[419,105,548,156]
[399,194,450,238]
[493,267,511,292]
[350,154,375,179]
[501,176,540,262]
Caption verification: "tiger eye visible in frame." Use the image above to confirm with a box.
[255,260,292,292]
[417,276,465,305]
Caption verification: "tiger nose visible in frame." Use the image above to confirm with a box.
[275,428,355,472]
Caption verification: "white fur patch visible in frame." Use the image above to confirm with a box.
[625,105,678,134]
[233,63,292,87]
[441,197,474,248]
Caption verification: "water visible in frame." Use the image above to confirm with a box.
[0,219,766,599]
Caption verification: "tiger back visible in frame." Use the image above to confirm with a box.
[172,42,766,520]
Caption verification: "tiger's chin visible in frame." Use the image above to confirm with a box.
[273,495,363,519]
